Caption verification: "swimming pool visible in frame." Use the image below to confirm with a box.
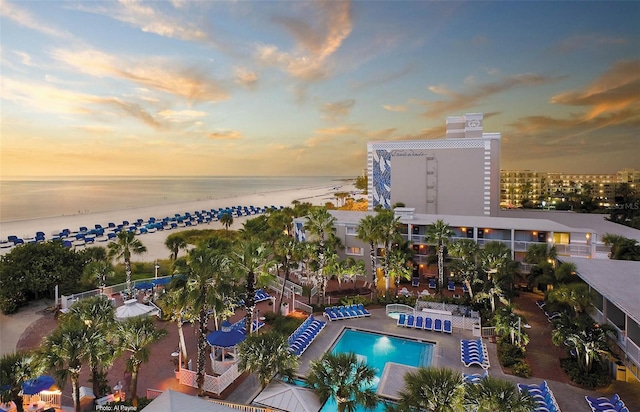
[319,328,434,412]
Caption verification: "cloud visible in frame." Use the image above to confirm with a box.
[208,129,242,140]
[52,48,229,102]
[92,97,162,129]
[254,1,352,81]
[73,125,114,134]
[382,104,407,112]
[550,59,640,120]
[0,0,71,38]
[77,0,209,43]
[351,65,413,91]
[418,73,558,119]
[320,99,355,121]
[234,67,258,89]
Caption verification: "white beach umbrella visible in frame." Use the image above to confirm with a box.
[115,299,157,321]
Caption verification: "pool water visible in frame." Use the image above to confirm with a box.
[319,328,434,412]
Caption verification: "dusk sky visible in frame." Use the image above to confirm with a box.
[1,0,638,178]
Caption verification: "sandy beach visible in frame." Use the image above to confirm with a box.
[0,182,361,357]
[0,182,359,262]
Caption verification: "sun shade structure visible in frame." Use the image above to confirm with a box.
[22,375,55,395]
[135,282,154,290]
[115,299,158,321]
[206,321,246,348]
[253,380,322,412]
[140,389,240,412]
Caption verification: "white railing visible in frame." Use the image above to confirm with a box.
[626,337,640,366]
[23,390,62,409]
[294,300,313,314]
[269,276,302,296]
[179,363,244,395]
[482,326,497,337]
[386,303,415,316]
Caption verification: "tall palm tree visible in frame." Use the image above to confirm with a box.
[41,318,91,412]
[157,279,191,367]
[375,209,401,291]
[114,317,167,406]
[0,351,44,412]
[219,212,234,234]
[107,230,147,297]
[165,233,188,262]
[449,239,481,298]
[273,236,303,309]
[564,325,613,373]
[66,296,117,397]
[306,352,378,412]
[425,219,453,291]
[389,249,412,295]
[394,367,464,412]
[356,214,380,286]
[232,239,276,334]
[463,376,535,412]
[181,242,236,396]
[303,207,337,303]
[547,282,592,315]
[237,332,298,388]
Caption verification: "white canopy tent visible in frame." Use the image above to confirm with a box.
[140,389,239,412]
[115,299,158,321]
[252,380,322,412]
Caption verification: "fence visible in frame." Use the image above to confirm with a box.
[294,300,313,314]
[178,363,244,396]
[23,390,61,409]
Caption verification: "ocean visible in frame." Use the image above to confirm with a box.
[0,176,346,222]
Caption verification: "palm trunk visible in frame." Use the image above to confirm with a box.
[438,245,444,291]
[197,309,208,396]
[91,366,100,399]
[72,376,81,412]
[246,270,256,334]
[369,241,376,287]
[14,394,24,412]
[278,260,290,311]
[464,279,474,298]
[125,258,132,296]
[178,320,187,367]
[130,366,139,407]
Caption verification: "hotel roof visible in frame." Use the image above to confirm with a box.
[327,210,594,234]
[559,256,640,324]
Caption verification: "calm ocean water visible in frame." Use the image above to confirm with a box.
[0,176,344,222]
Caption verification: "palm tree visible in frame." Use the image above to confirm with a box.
[220,212,234,234]
[394,367,464,412]
[547,282,592,315]
[389,249,412,295]
[237,332,298,388]
[303,207,337,303]
[181,242,236,396]
[232,239,276,334]
[66,296,117,397]
[306,352,378,412]
[82,260,115,292]
[376,209,401,291]
[165,233,188,262]
[41,318,90,412]
[114,317,167,406]
[564,325,613,373]
[463,376,535,412]
[425,219,453,291]
[0,351,44,412]
[157,279,191,367]
[494,306,529,347]
[356,214,380,287]
[273,236,303,309]
[107,230,147,297]
[448,239,481,298]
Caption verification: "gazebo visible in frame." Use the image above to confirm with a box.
[206,321,245,374]
[115,299,158,321]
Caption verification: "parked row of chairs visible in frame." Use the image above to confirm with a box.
[254,289,271,303]
[536,300,562,322]
[517,381,561,412]
[585,394,629,412]
[324,304,370,321]
[460,338,490,369]
[397,314,452,334]
[288,315,326,356]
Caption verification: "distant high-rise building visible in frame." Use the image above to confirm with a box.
[367,113,501,216]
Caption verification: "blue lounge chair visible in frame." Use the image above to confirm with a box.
[397,313,406,326]
[412,277,419,287]
[429,278,436,289]
[444,319,452,333]
[406,315,415,328]
[434,318,442,332]
[357,304,371,316]
[415,316,424,329]
[424,317,433,331]
[325,308,338,321]
[448,281,455,291]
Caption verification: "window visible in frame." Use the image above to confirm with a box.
[346,247,363,256]
[345,226,357,236]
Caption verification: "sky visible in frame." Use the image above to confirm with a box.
[1,0,638,178]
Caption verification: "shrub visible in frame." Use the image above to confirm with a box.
[560,358,612,387]
[497,339,525,367]
[512,360,531,378]
[271,314,304,336]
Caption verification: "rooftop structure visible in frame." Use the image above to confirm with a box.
[368,113,501,216]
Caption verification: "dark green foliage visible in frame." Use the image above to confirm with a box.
[271,314,304,336]
[560,358,612,387]
[0,242,85,314]
[497,338,525,368]
[511,360,531,378]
